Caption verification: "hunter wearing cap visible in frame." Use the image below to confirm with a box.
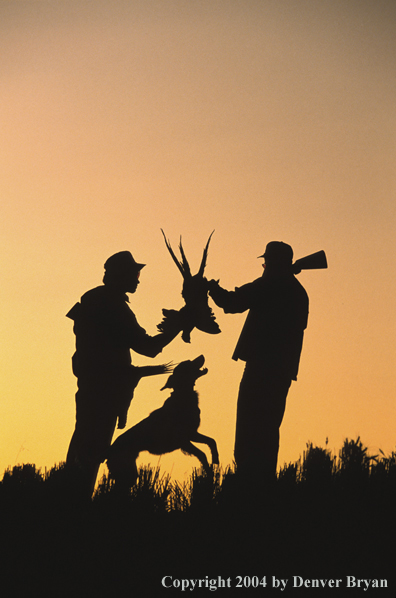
[208,241,309,486]
[66,251,183,497]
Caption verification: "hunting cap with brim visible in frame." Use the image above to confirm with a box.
[104,251,145,275]
[258,241,293,264]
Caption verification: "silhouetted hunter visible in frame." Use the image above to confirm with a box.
[208,242,316,484]
[66,251,184,497]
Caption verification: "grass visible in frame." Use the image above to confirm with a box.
[1,438,395,596]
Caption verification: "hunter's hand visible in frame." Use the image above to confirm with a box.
[207,279,220,294]
[292,264,302,275]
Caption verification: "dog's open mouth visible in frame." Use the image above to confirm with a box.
[194,355,208,377]
[197,367,208,378]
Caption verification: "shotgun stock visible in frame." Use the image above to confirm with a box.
[292,250,327,274]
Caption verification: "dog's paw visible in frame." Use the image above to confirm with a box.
[181,330,192,343]
[117,417,127,430]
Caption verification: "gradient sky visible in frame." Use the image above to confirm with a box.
[1,0,395,482]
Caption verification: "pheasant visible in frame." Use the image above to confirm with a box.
[158,230,221,343]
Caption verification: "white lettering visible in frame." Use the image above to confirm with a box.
[347,576,356,588]
[380,580,388,588]
[293,577,342,589]
[272,577,288,590]
[162,576,172,588]
[346,577,387,591]
[328,579,342,587]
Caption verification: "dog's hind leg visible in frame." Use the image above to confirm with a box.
[180,441,211,474]
[190,432,219,465]
[106,449,139,491]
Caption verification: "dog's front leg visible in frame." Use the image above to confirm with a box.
[190,432,219,466]
[181,441,210,474]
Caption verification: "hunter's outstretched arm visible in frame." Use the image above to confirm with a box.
[207,279,257,314]
[126,308,183,358]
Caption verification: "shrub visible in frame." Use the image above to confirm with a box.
[301,442,336,486]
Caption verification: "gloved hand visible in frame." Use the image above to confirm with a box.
[157,306,194,334]
[157,306,196,343]
[207,279,220,295]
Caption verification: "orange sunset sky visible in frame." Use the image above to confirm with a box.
[1,0,395,483]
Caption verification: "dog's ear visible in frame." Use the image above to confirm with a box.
[160,374,174,391]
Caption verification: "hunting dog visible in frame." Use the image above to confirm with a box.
[106,355,219,489]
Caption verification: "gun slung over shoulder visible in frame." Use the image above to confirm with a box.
[292,250,328,274]
[160,229,221,343]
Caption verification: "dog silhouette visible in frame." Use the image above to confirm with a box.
[106,355,219,489]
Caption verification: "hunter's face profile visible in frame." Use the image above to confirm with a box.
[124,269,140,293]
[103,251,145,293]
[260,241,293,273]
